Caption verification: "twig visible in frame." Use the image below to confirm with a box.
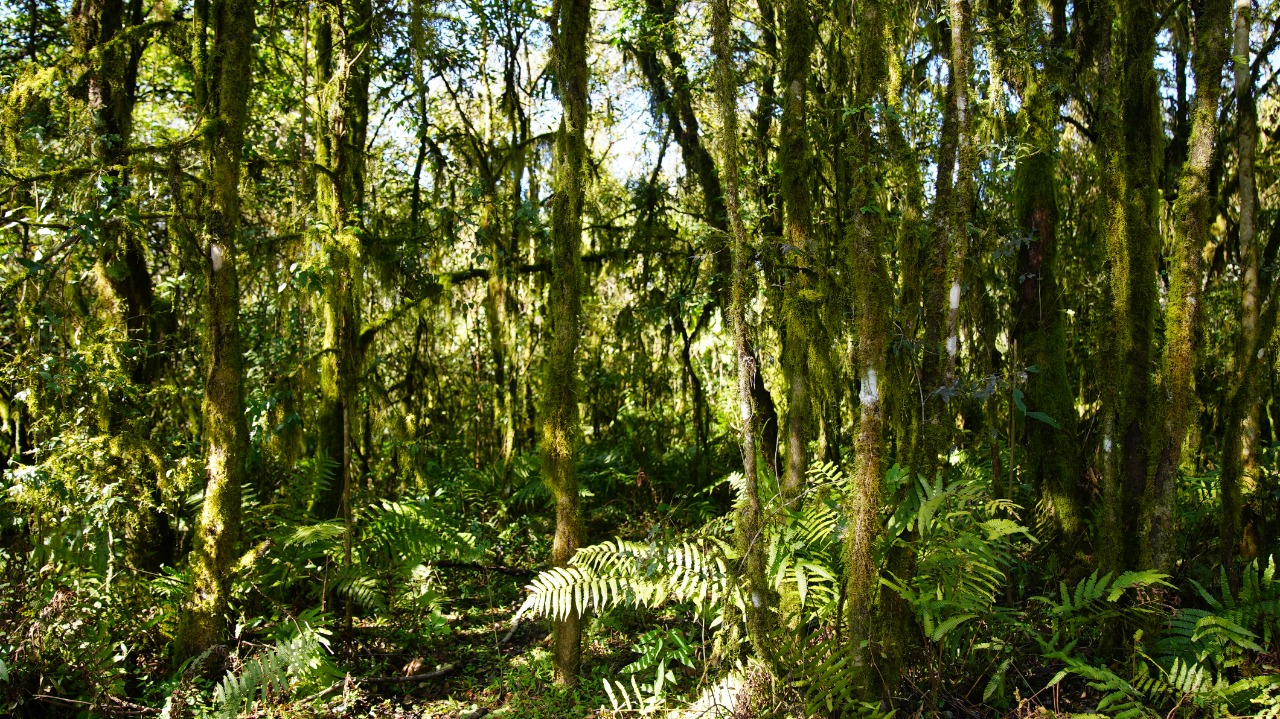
[360,662,458,684]
[33,694,159,716]
[434,560,536,577]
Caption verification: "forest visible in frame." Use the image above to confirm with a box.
[1,0,1279,715]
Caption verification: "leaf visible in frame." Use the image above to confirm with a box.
[1013,388,1028,413]
[931,613,976,641]
[1026,411,1060,429]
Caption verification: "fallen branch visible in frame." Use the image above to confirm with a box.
[500,602,533,646]
[33,694,159,716]
[434,560,536,577]
[360,662,458,684]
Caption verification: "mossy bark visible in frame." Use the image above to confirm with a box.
[312,0,371,521]
[710,0,776,666]
[1008,5,1084,563]
[544,0,590,686]
[839,0,890,697]
[1149,0,1230,575]
[915,1,965,480]
[1094,0,1161,574]
[1219,0,1269,582]
[944,0,974,385]
[71,0,174,571]
[177,0,255,659]
[777,0,817,505]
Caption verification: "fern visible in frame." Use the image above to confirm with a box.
[520,536,735,622]
[884,474,1030,651]
[1035,569,1171,635]
[210,617,340,719]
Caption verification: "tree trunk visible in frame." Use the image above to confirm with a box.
[313,0,371,520]
[544,0,590,686]
[777,0,817,505]
[1219,0,1268,583]
[839,0,889,696]
[1149,0,1230,575]
[710,0,775,665]
[71,0,174,572]
[1009,0,1084,565]
[1095,0,1161,574]
[177,0,255,659]
[915,2,963,479]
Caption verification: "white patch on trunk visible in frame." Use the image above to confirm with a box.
[1103,435,1113,454]
[740,398,751,423]
[859,368,879,406]
[947,335,958,357]
[950,280,961,310]
[751,591,762,609]
[210,244,225,272]
[1259,348,1266,360]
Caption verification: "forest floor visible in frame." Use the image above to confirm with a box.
[313,569,614,719]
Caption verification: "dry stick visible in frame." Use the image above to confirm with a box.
[361,663,459,684]
[33,695,157,716]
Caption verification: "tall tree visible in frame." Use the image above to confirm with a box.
[840,0,891,694]
[1095,0,1162,574]
[628,0,784,475]
[543,0,590,686]
[312,0,372,521]
[1009,0,1084,563]
[176,0,255,658]
[69,0,175,570]
[915,0,972,478]
[1218,0,1277,581]
[777,0,818,504]
[710,0,775,665]
[1149,0,1231,574]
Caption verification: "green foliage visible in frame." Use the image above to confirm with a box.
[883,473,1030,649]
[1040,560,1280,718]
[209,612,340,719]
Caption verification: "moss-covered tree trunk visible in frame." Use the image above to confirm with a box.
[710,0,775,665]
[1095,0,1161,574]
[1218,0,1271,581]
[1148,0,1230,575]
[944,0,974,385]
[544,0,590,686]
[1009,0,1084,565]
[177,0,255,659]
[915,0,968,479]
[70,0,175,571]
[313,0,371,521]
[777,0,817,505]
[840,0,890,694]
